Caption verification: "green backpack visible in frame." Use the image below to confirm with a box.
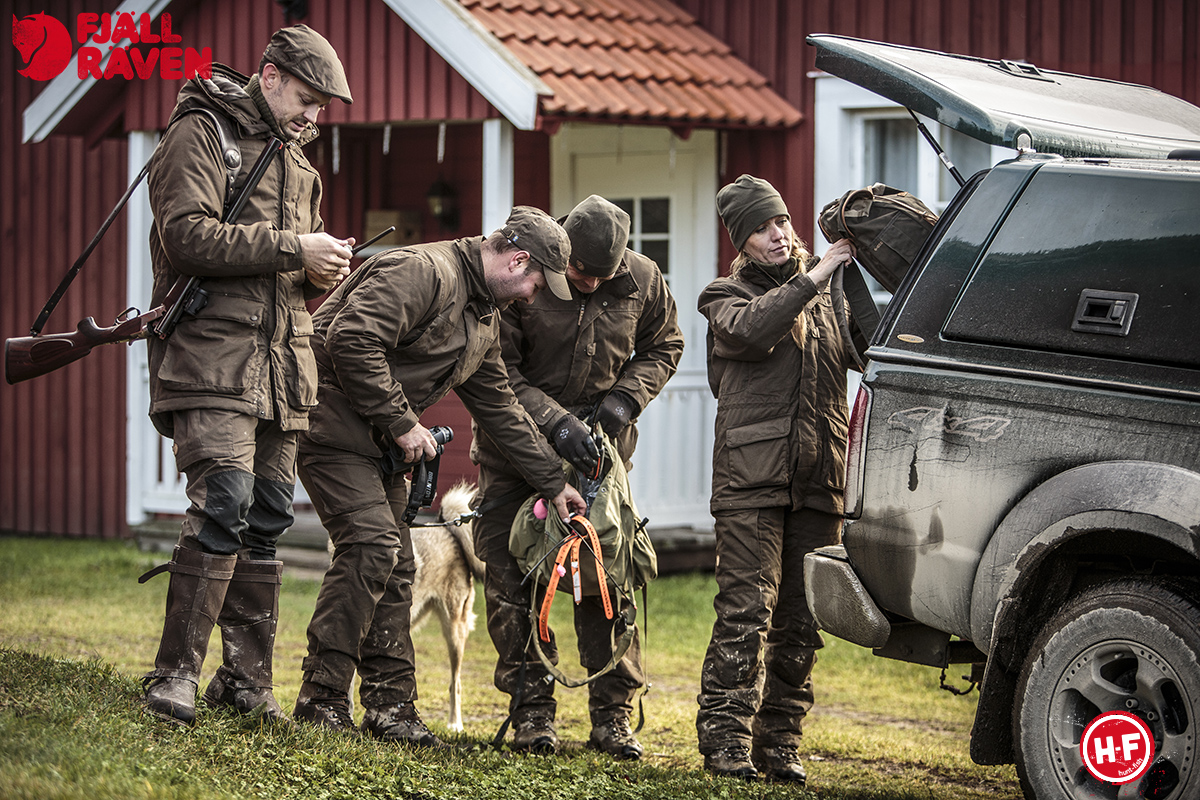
[510,433,657,598]
[507,431,657,687]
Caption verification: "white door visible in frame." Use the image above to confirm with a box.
[550,125,717,530]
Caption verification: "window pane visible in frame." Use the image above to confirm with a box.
[941,129,994,199]
[642,197,670,233]
[640,239,669,275]
[864,118,917,190]
[611,198,634,218]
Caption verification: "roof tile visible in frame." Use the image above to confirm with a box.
[460,0,800,128]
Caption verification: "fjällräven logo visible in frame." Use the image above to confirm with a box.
[12,12,72,80]
[12,12,211,81]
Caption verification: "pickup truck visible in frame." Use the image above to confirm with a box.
[803,35,1200,800]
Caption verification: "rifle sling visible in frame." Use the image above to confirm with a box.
[27,108,244,337]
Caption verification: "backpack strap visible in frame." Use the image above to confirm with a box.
[173,107,243,214]
[528,587,638,689]
[536,515,614,642]
[830,261,879,371]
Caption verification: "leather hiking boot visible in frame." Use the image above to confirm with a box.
[143,676,199,726]
[588,714,644,761]
[752,744,807,784]
[511,713,559,754]
[203,666,289,725]
[293,685,358,736]
[704,743,758,780]
[361,703,450,749]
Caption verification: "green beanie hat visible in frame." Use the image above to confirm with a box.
[564,195,630,277]
[717,174,789,251]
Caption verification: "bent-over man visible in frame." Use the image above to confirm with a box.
[293,207,587,747]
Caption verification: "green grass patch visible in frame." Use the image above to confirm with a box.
[0,536,1020,798]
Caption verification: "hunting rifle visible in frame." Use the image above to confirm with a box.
[4,130,391,385]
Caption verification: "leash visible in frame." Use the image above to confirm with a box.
[407,481,535,529]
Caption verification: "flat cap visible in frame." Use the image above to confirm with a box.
[500,207,572,301]
[717,174,789,252]
[263,24,353,104]
[564,195,630,278]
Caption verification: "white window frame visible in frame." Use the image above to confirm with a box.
[812,72,1013,247]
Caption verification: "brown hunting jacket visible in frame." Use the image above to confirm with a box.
[147,64,324,437]
[304,238,567,498]
[471,249,684,472]
[699,259,854,515]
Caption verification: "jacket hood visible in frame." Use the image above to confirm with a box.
[167,63,320,146]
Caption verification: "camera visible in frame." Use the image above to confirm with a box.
[381,425,454,477]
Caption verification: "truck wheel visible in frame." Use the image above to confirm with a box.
[1013,578,1200,800]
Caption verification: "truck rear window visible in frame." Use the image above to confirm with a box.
[943,165,1199,370]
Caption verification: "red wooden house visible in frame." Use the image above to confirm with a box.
[3,0,1197,539]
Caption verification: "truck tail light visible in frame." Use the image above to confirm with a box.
[844,384,872,518]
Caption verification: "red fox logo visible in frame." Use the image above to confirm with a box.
[12,12,72,81]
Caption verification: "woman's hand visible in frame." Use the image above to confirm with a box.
[808,238,857,286]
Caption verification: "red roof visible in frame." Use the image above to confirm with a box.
[461,0,802,131]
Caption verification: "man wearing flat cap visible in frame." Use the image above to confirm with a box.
[290,207,587,747]
[141,24,355,727]
[471,195,684,759]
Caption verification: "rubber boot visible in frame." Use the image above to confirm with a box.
[141,546,236,725]
[202,558,289,723]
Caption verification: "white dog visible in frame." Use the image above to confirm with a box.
[324,480,484,732]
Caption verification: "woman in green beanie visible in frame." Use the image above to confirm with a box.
[695,174,859,783]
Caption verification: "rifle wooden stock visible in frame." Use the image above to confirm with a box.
[5,308,164,385]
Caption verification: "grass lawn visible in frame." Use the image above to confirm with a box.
[0,535,1021,799]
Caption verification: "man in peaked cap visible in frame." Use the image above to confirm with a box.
[470,195,684,758]
[291,207,586,747]
[140,25,354,727]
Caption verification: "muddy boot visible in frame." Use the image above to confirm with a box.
[140,546,236,725]
[588,713,644,760]
[704,743,758,780]
[202,559,289,724]
[511,709,559,754]
[293,681,359,736]
[361,703,451,749]
[752,744,807,784]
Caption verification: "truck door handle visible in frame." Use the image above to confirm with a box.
[1071,289,1138,336]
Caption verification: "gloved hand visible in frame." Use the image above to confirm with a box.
[552,413,600,475]
[595,390,638,438]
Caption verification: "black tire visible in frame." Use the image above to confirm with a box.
[1014,578,1200,800]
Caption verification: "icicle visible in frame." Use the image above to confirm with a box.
[437,121,447,164]
[383,123,392,156]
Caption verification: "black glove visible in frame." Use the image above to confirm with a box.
[552,413,600,475]
[595,390,638,438]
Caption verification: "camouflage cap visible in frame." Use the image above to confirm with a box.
[262,24,353,104]
[563,195,630,278]
[501,206,572,301]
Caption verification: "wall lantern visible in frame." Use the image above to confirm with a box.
[426,177,459,231]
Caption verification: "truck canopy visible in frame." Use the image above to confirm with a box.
[807,34,1200,159]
